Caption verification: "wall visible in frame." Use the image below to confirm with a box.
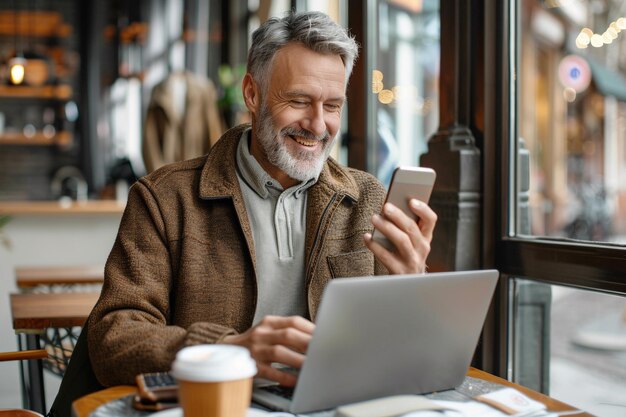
[0,213,120,410]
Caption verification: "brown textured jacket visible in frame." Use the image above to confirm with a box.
[88,124,388,386]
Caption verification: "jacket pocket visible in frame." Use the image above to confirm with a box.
[327,250,375,278]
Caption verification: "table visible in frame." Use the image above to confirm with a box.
[0,200,125,216]
[15,265,104,289]
[10,291,100,415]
[72,368,594,417]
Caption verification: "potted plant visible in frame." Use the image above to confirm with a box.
[0,215,11,250]
[217,64,248,128]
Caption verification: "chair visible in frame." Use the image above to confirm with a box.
[0,349,47,417]
[48,320,104,417]
[0,411,44,417]
[1,323,104,417]
[0,349,48,362]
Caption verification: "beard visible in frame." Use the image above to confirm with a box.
[254,102,336,183]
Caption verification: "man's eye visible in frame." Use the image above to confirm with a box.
[291,100,309,107]
[324,103,342,112]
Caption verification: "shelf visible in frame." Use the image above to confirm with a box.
[0,131,72,146]
[0,11,71,39]
[0,84,73,100]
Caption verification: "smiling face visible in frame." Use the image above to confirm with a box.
[243,42,347,188]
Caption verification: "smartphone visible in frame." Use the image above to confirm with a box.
[135,371,178,403]
[132,395,179,412]
[371,166,436,251]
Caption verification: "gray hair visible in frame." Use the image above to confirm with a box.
[247,11,359,88]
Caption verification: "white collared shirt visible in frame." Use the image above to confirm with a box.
[235,130,317,324]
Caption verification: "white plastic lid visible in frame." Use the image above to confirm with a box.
[171,344,257,382]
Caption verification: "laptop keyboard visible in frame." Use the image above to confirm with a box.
[259,385,295,399]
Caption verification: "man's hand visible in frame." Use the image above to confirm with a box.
[220,315,315,387]
[364,199,437,274]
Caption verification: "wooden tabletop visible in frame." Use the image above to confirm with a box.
[10,292,100,331]
[72,386,135,417]
[15,265,104,288]
[466,368,590,415]
[72,368,592,417]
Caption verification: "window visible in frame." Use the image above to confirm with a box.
[519,0,626,244]
[501,1,626,416]
[366,0,440,185]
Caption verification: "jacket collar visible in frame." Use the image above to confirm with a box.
[199,124,361,203]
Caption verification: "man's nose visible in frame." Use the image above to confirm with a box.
[304,104,327,137]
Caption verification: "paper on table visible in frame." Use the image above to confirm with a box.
[475,388,546,416]
[333,395,451,417]
[424,400,510,417]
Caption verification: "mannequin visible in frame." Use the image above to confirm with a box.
[142,41,223,173]
[169,72,187,120]
[168,41,187,120]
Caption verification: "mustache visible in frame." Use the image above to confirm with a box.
[281,126,331,142]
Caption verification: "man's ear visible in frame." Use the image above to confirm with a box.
[242,73,260,115]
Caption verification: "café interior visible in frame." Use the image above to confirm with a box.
[0,0,625,416]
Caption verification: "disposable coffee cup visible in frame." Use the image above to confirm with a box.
[171,345,257,417]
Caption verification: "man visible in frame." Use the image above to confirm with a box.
[87,11,437,388]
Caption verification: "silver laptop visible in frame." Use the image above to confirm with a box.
[252,269,499,414]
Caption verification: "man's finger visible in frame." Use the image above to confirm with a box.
[256,362,298,387]
[382,203,422,238]
[258,315,316,334]
[264,327,312,353]
[251,344,306,372]
[410,199,437,241]
[371,212,416,254]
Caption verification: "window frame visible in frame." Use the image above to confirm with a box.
[488,0,626,379]
[495,0,626,294]
[497,239,626,294]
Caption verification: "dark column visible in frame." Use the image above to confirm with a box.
[79,0,105,195]
[346,0,370,171]
[420,0,481,272]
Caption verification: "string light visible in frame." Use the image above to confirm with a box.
[590,33,604,48]
[563,87,577,103]
[576,19,626,49]
[575,28,591,48]
[378,89,394,104]
[372,70,383,93]
[607,27,618,39]
[371,69,433,114]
